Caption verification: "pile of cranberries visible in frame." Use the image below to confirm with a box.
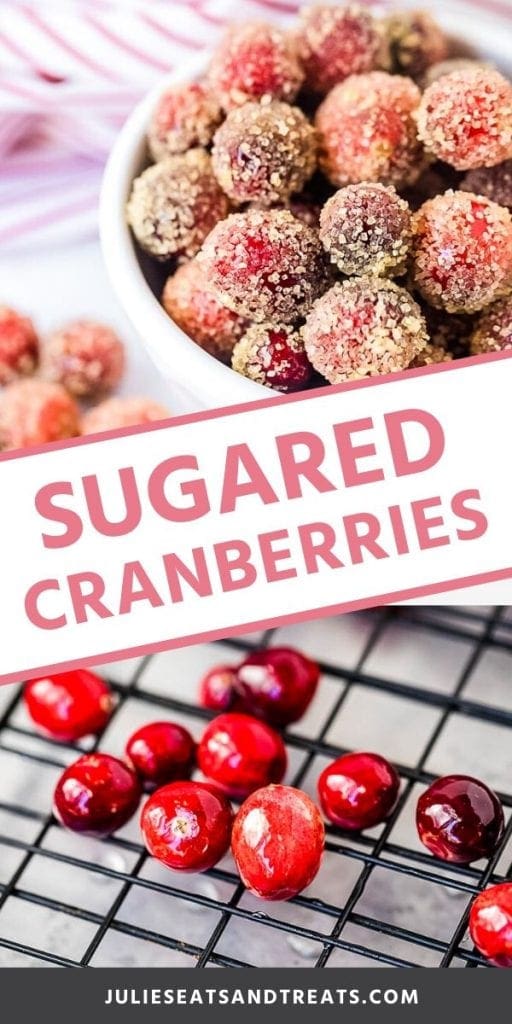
[22,649,511,965]
[126,8,512,394]
[0,309,170,452]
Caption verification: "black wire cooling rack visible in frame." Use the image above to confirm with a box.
[0,604,510,969]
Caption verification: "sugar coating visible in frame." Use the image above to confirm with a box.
[162,259,248,363]
[232,323,312,392]
[409,342,453,367]
[422,58,491,90]
[470,296,512,354]
[417,68,512,171]
[0,306,38,384]
[0,379,79,451]
[207,22,304,112]
[127,149,229,261]
[302,277,428,383]
[411,190,512,313]
[384,10,448,80]
[315,72,423,189]
[198,208,330,323]
[295,4,382,96]
[148,83,223,160]
[319,183,412,277]
[211,100,316,207]
[42,320,124,397]
[461,160,512,211]
[81,397,170,436]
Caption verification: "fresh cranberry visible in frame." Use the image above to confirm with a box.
[235,647,320,726]
[24,669,114,741]
[54,753,141,836]
[318,752,400,831]
[232,784,325,900]
[198,664,240,713]
[140,780,233,872]
[416,775,504,863]
[125,721,196,791]
[469,883,512,967]
[197,712,287,799]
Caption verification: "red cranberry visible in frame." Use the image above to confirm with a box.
[24,669,114,741]
[235,647,320,726]
[469,883,512,967]
[53,753,141,836]
[197,712,287,799]
[198,664,239,713]
[416,774,504,863]
[125,721,196,791]
[140,780,233,872]
[232,784,325,900]
[318,752,400,831]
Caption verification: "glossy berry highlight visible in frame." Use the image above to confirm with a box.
[125,721,196,790]
[416,774,504,864]
[24,669,114,742]
[141,780,233,872]
[232,784,325,900]
[318,752,400,831]
[54,753,141,836]
[197,712,287,799]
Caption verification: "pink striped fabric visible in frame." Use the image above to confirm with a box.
[0,0,509,251]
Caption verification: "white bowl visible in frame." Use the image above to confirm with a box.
[100,7,512,413]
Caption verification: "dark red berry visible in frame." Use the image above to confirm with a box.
[140,780,233,872]
[197,712,287,799]
[416,774,504,863]
[125,721,196,791]
[232,324,313,393]
[232,784,325,900]
[198,664,239,713]
[469,883,512,967]
[24,669,114,741]
[53,753,141,836]
[318,751,400,831]
[235,647,320,726]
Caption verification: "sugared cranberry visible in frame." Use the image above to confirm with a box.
[416,775,504,864]
[232,784,325,900]
[140,780,233,872]
[198,665,239,713]
[232,325,313,393]
[318,752,400,830]
[235,647,320,726]
[469,883,512,967]
[0,305,38,384]
[197,712,287,799]
[125,721,196,791]
[24,669,114,742]
[54,753,141,836]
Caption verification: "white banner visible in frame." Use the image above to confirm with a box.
[0,354,511,683]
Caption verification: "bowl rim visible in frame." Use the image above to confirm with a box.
[99,54,266,408]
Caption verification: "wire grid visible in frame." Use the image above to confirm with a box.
[0,605,511,968]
